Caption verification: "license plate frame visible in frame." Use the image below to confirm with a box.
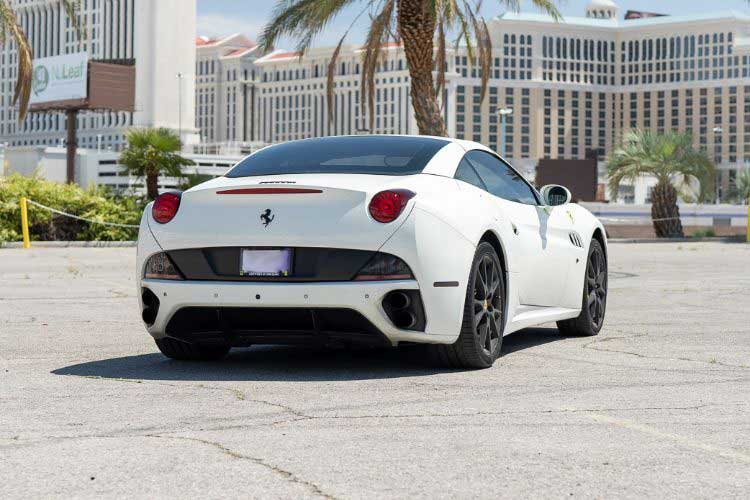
[239,248,294,277]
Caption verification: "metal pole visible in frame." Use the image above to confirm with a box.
[177,73,183,148]
[500,113,506,158]
[20,197,30,249]
[65,109,78,184]
[747,203,750,243]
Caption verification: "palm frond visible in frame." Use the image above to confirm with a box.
[0,2,33,123]
[259,0,358,53]
[360,0,395,131]
[62,0,87,45]
[327,34,346,124]
[737,168,750,204]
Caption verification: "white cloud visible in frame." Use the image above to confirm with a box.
[197,13,263,40]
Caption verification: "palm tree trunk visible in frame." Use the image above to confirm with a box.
[397,0,447,137]
[145,167,159,200]
[650,179,683,238]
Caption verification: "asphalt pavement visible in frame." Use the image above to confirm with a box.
[1,242,749,499]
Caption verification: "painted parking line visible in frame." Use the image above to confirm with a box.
[565,409,750,464]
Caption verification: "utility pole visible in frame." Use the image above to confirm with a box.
[497,108,513,158]
[177,72,183,148]
[65,109,79,184]
[713,126,723,204]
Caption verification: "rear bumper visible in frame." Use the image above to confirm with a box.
[139,278,455,346]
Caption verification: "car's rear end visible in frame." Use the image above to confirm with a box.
[136,136,471,352]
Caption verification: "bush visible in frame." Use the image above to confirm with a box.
[0,173,145,242]
[691,229,716,238]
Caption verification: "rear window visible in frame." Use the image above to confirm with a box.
[226,136,449,177]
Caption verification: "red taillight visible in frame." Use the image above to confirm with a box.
[152,192,182,224]
[368,189,416,223]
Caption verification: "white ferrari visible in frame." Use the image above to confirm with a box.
[137,135,607,368]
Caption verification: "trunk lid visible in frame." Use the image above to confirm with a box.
[149,174,415,251]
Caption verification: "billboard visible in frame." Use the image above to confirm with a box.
[29,52,88,106]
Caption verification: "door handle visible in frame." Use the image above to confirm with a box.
[511,222,519,235]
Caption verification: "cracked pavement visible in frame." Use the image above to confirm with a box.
[1,242,749,498]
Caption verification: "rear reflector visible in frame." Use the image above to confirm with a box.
[216,188,323,195]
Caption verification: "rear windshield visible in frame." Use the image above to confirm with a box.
[226,136,449,177]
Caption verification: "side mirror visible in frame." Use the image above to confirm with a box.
[540,185,572,206]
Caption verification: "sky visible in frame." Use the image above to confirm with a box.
[197,0,750,48]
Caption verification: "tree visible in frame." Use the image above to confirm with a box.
[1,0,84,122]
[119,128,195,200]
[607,130,715,238]
[260,0,560,137]
[737,168,750,205]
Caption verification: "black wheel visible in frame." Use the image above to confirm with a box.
[557,239,607,337]
[155,337,230,361]
[429,242,505,369]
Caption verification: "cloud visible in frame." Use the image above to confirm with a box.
[197,13,263,40]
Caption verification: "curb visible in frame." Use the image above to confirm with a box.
[0,241,137,248]
[609,236,746,244]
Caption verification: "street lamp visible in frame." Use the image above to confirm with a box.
[713,127,723,204]
[497,108,513,158]
[177,72,184,148]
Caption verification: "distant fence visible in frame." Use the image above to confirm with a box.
[581,203,749,227]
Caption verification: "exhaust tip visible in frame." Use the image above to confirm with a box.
[385,291,410,310]
[391,310,417,329]
[382,290,425,331]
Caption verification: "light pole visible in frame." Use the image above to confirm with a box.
[177,72,184,148]
[497,108,513,158]
[713,126,723,204]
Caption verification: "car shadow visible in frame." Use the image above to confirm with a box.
[51,327,566,382]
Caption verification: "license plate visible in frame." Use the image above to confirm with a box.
[240,248,293,277]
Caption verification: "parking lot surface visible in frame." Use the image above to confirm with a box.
[1,242,749,498]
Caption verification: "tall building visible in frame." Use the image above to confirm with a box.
[463,1,750,199]
[199,1,750,201]
[195,33,261,145]
[0,0,197,151]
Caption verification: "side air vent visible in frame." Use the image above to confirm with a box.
[569,232,584,248]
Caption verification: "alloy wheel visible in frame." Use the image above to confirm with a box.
[472,255,503,356]
[586,246,607,329]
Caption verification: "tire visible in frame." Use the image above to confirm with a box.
[428,242,505,369]
[557,238,607,337]
[155,337,230,361]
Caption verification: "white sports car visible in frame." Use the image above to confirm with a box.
[137,135,607,368]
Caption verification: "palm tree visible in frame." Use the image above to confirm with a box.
[260,0,561,137]
[0,0,84,122]
[607,130,715,238]
[119,128,195,200]
[737,168,750,204]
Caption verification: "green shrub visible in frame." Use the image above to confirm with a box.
[691,229,716,238]
[0,173,145,242]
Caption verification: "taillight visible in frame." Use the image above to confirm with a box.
[368,189,415,223]
[353,253,414,281]
[152,191,181,224]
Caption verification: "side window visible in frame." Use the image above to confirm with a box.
[464,150,539,205]
[454,158,487,191]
